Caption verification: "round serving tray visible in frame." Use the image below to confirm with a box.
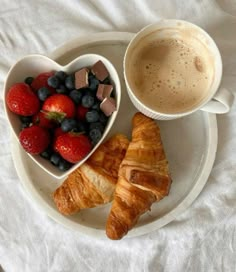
[11,32,218,238]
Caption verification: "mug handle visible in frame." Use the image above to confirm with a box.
[200,88,234,114]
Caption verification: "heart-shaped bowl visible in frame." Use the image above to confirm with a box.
[4,54,121,179]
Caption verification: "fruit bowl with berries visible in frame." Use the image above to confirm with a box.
[4,54,121,178]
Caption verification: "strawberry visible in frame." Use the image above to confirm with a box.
[42,94,76,121]
[6,83,40,116]
[77,105,89,121]
[31,71,55,93]
[54,133,92,163]
[32,111,56,129]
[19,125,50,154]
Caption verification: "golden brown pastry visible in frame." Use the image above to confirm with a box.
[106,112,172,240]
[53,134,129,215]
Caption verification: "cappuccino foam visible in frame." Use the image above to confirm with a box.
[128,36,214,113]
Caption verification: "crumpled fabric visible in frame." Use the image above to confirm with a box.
[0,0,236,271]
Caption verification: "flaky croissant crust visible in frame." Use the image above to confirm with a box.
[106,112,172,240]
[53,134,129,215]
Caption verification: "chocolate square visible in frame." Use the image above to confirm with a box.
[91,60,109,81]
[100,97,116,116]
[75,68,89,89]
[96,84,113,101]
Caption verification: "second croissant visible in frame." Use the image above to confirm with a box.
[53,133,129,215]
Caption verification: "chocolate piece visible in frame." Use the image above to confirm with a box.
[96,84,113,101]
[100,97,116,116]
[75,68,89,89]
[91,60,109,81]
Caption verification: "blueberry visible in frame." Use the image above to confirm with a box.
[21,123,30,129]
[69,89,82,104]
[24,76,34,85]
[56,84,68,94]
[19,115,32,124]
[89,128,102,145]
[61,118,78,132]
[74,121,87,133]
[102,77,111,84]
[55,71,67,82]
[58,159,72,171]
[84,88,96,98]
[89,74,99,91]
[89,122,104,133]
[50,153,61,166]
[99,112,108,124]
[85,110,100,123]
[81,94,95,108]
[47,75,60,89]
[91,99,100,111]
[20,115,32,128]
[65,74,75,90]
[40,147,53,160]
[38,87,51,101]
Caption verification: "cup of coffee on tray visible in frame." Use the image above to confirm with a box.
[124,19,234,120]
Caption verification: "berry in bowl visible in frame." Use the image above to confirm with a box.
[4,54,121,179]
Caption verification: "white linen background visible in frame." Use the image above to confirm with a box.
[0,0,236,271]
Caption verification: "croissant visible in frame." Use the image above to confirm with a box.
[53,134,129,215]
[106,112,172,240]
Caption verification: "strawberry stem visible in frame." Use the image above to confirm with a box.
[41,110,66,123]
[69,131,85,136]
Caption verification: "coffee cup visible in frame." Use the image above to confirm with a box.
[124,19,234,120]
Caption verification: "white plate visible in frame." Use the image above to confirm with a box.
[11,32,218,239]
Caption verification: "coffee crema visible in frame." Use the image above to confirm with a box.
[127,36,214,114]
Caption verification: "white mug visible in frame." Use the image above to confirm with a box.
[124,20,234,120]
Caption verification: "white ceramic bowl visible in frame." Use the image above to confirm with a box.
[4,54,121,179]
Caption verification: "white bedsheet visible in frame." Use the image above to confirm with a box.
[1,1,236,271]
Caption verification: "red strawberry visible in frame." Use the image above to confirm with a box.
[19,125,50,154]
[55,133,92,163]
[32,111,56,129]
[42,94,76,121]
[31,71,55,93]
[77,105,88,120]
[6,83,40,116]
